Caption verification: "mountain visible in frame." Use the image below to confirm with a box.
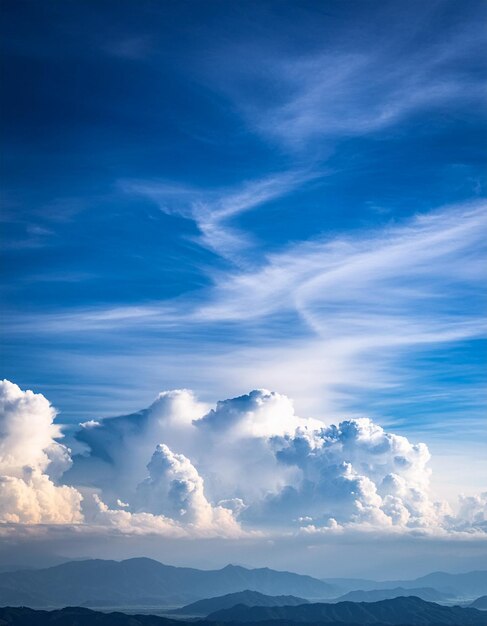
[410,572,487,598]
[171,590,310,616]
[206,596,487,624]
[2,603,487,626]
[333,587,450,603]
[324,571,487,599]
[0,606,181,626]
[0,546,81,574]
[0,558,333,608]
[471,596,487,610]
[323,578,387,593]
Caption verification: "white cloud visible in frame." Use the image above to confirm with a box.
[191,390,320,503]
[0,379,71,478]
[136,443,243,537]
[447,492,487,533]
[0,380,485,540]
[0,380,83,524]
[66,389,309,506]
[196,389,319,439]
[85,493,187,537]
[258,417,445,531]
[0,470,82,524]
[66,389,209,506]
[209,23,485,149]
[5,200,485,491]
[121,170,317,260]
[0,381,244,537]
[63,385,485,537]
[196,202,486,330]
[182,201,487,422]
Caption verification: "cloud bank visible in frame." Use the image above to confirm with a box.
[1,381,485,540]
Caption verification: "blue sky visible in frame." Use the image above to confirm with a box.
[0,0,486,573]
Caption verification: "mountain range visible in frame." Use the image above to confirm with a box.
[0,558,333,607]
[205,596,487,624]
[2,597,487,626]
[0,558,486,613]
[324,571,487,598]
[332,587,450,604]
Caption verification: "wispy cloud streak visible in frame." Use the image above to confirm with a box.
[209,19,486,149]
[5,201,486,430]
[121,170,318,261]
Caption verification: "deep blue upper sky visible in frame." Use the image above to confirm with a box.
[1,0,486,492]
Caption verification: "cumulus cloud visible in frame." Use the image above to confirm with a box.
[135,443,243,536]
[197,389,319,438]
[0,470,82,524]
[83,493,187,537]
[0,380,82,524]
[66,389,313,507]
[65,389,208,506]
[0,381,243,537]
[256,417,445,531]
[447,492,487,533]
[64,386,486,536]
[1,380,485,539]
[192,390,323,503]
[0,379,71,478]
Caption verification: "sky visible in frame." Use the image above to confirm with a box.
[0,0,486,578]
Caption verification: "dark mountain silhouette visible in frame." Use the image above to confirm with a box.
[333,587,450,603]
[1,604,487,626]
[171,590,309,615]
[0,558,333,608]
[0,606,180,626]
[471,596,487,610]
[206,596,487,624]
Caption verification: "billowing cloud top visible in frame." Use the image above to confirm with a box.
[0,380,485,538]
[0,380,82,524]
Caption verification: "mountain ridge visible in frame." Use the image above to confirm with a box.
[0,558,333,608]
[471,596,487,610]
[333,587,450,603]
[323,571,487,598]
[171,590,310,616]
[206,596,487,624]
[1,601,487,626]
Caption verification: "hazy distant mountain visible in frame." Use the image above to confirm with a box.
[0,587,43,606]
[410,572,487,598]
[323,578,385,593]
[0,558,333,608]
[0,546,81,574]
[207,596,487,624]
[171,589,309,616]
[333,587,450,603]
[324,571,487,599]
[471,596,487,610]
